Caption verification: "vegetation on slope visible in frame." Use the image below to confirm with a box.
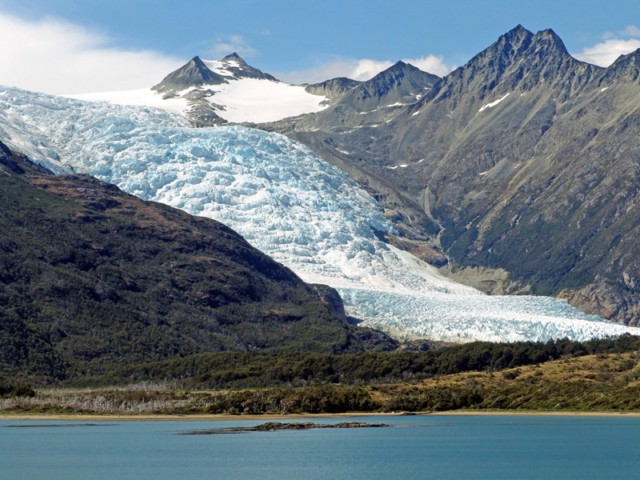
[90,335,640,387]
[0,145,391,383]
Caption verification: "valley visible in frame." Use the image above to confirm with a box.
[1,24,640,408]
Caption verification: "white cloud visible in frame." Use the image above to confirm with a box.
[404,55,452,77]
[210,35,257,58]
[278,55,453,85]
[621,25,640,37]
[349,59,395,80]
[575,26,640,67]
[0,13,183,94]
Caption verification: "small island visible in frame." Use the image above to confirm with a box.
[178,421,391,435]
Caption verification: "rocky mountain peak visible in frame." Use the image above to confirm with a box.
[152,55,227,93]
[222,52,243,62]
[599,48,640,84]
[499,24,534,52]
[428,25,600,104]
[305,76,361,99]
[360,60,439,99]
[532,28,570,56]
[207,53,278,81]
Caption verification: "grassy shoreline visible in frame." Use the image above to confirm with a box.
[3,351,639,417]
[2,410,640,422]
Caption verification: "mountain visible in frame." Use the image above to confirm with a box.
[0,141,398,382]
[263,61,444,264]
[3,86,638,344]
[152,56,228,92]
[271,60,439,131]
[72,53,328,125]
[269,26,640,326]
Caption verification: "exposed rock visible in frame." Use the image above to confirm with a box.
[178,421,391,435]
[311,284,347,321]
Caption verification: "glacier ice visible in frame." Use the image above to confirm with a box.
[2,85,640,343]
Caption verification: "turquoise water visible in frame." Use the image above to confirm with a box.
[1,415,639,479]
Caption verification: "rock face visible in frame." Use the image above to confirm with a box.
[311,284,347,321]
[0,143,387,381]
[152,56,228,93]
[269,25,640,325]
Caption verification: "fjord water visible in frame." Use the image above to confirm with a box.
[2,416,639,479]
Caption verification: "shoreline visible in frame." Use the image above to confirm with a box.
[2,410,639,421]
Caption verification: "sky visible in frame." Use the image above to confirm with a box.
[0,0,639,94]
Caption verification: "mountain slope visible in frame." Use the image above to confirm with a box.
[0,142,385,382]
[2,86,639,343]
[270,26,640,326]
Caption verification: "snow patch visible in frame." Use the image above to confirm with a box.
[478,92,510,113]
[202,78,327,123]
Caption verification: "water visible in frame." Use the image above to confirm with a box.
[1,415,639,479]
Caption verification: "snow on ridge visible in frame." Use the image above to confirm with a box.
[2,85,640,344]
[478,92,511,113]
[67,74,328,124]
[203,58,238,77]
[206,78,328,123]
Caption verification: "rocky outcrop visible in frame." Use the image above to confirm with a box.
[311,284,347,321]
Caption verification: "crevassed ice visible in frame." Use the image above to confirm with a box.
[2,85,639,343]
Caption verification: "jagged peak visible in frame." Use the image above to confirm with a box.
[372,60,439,81]
[503,24,533,41]
[188,55,205,65]
[609,47,640,67]
[531,28,571,56]
[425,25,599,104]
[152,56,227,92]
[390,60,409,69]
[204,53,278,82]
[599,47,640,84]
[221,52,246,65]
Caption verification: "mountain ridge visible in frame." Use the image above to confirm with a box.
[264,25,640,326]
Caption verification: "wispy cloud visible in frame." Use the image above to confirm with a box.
[278,55,453,84]
[574,25,640,66]
[404,55,452,77]
[209,35,257,58]
[0,12,183,94]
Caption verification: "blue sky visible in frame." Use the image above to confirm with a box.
[1,0,639,93]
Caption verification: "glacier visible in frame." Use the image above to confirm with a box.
[2,85,639,343]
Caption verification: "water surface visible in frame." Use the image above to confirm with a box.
[1,415,638,479]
